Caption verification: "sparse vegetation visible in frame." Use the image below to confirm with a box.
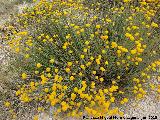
[0,0,159,120]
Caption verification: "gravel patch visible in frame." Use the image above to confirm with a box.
[123,95,160,120]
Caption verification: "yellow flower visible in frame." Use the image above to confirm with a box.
[83,48,88,53]
[90,34,94,38]
[131,49,137,55]
[123,98,128,103]
[62,105,69,111]
[16,90,21,96]
[49,59,54,63]
[109,85,118,92]
[44,88,49,93]
[117,62,120,65]
[92,71,96,75]
[15,47,20,53]
[125,33,131,38]
[111,42,118,48]
[69,50,73,54]
[38,107,43,111]
[105,30,109,34]
[74,87,78,92]
[63,86,68,90]
[100,35,108,40]
[130,36,135,41]
[80,55,85,59]
[105,61,109,65]
[62,45,67,49]
[46,67,51,72]
[106,18,112,23]
[108,107,118,116]
[4,102,11,107]
[42,39,46,42]
[17,31,28,36]
[76,31,80,35]
[71,93,76,100]
[151,22,158,27]
[54,68,58,73]
[117,50,121,54]
[33,115,39,120]
[112,81,116,84]
[135,62,139,65]
[36,63,42,68]
[80,65,86,70]
[157,89,160,93]
[85,24,91,27]
[85,41,90,45]
[110,97,115,102]
[117,76,121,79]
[46,35,49,39]
[80,29,84,32]
[96,24,101,29]
[137,58,143,62]
[79,72,83,76]
[100,67,105,72]
[120,101,125,104]
[104,89,108,94]
[74,26,79,30]
[35,71,39,74]
[137,93,143,99]
[86,62,91,67]
[132,25,138,30]
[127,56,131,60]
[91,84,95,89]
[102,49,106,54]
[90,56,94,61]
[25,54,30,59]
[99,77,104,82]
[90,101,95,107]
[96,59,100,65]
[21,73,27,80]
[67,62,72,67]
[65,68,71,73]
[70,76,75,81]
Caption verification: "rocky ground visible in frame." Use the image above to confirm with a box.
[0,1,159,120]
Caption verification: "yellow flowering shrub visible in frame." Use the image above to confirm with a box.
[1,0,159,119]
